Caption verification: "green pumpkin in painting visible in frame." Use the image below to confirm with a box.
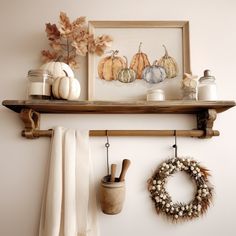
[117,56,136,83]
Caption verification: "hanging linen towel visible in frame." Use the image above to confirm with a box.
[39,127,99,236]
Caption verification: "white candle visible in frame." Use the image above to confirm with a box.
[27,69,52,99]
[28,82,51,97]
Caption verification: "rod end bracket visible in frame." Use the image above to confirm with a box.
[20,108,40,139]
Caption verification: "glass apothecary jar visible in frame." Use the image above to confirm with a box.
[198,70,217,100]
[27,69,53,99]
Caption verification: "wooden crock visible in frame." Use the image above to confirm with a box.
[99,175,125,215]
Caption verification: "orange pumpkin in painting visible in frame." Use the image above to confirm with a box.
[130,42,150,80]
[98,50,125,81]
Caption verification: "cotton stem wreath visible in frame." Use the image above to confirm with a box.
[41,12,113,69]
[148,157,213,222]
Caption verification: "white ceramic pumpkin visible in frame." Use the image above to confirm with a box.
[52,75,81,100]
[40,62,74,79]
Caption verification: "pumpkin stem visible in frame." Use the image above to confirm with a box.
[162,45,169,58]
[107,50,119,58]
[123,56,128,68]
[138,42,142,53]
[63,70,68,77]
[152,60,158,66]
[113,50,119,57]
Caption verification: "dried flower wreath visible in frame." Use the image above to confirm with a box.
[148,157,213,221]
[41,12,112,69]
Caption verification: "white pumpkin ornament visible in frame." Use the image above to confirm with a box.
[41,61,74,79]
[52,71,80,100]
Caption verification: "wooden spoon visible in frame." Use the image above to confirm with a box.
[110,164,117,182]
[119,159,131,182]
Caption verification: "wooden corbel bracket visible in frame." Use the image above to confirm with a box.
[197,109,218,138]
[20,108,41,139]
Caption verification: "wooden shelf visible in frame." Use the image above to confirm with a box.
[2,100,235,114]
[2,100,235,139]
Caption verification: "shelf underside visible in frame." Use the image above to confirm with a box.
[2,100,235,114]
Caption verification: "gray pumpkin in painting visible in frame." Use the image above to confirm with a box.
[117,56,136,83]
[142,61,167,84]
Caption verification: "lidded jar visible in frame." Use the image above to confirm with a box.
[27,69,53,99]
[198,70,217,100]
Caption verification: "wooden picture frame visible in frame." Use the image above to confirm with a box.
[88,21,191,101]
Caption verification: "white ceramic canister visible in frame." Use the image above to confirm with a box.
[147,89,165,101]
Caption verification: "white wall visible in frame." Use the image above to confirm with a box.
[0,0,236,235]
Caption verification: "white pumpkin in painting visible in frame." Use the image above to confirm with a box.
[40,62,74,79]
[52,75,81,100]
[142,61,167,84]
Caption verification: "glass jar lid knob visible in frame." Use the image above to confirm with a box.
[199,69,215,82]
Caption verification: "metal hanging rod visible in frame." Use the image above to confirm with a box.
[21,129,220,138]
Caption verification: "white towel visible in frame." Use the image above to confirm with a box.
[39,127,99,236]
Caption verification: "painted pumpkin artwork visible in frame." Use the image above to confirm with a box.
[142,61,167,84]
[130,42,150,80]
[117,56,136,83]
[156,45,179,78]
[98,50,125,81]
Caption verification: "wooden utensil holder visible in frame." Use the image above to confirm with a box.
[99,175,125,215]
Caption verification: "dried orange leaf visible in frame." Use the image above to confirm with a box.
[45,23,60,41]
[72,16,86,29]
[41,50,58,62]
[59,11,72,35]
[68,57,79,69]
[50,41,62,51]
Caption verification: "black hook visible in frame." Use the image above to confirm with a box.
[105,130,110,175]
[172,130,178,157]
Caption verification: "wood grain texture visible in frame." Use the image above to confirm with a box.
[21,129,220,139]
[88,21,189,28]
[2,100,235,114]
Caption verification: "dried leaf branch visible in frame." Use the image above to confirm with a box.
[41,12,113,69]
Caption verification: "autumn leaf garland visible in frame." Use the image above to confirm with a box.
[41,12,113,69]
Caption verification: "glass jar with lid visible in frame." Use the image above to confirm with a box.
[27,69,53,99]
[198,69,217,100]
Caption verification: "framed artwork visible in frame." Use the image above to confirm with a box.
[88,21,191,101]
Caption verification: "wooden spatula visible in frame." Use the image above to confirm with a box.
[119,159,131,182]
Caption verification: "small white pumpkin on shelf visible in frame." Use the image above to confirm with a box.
[52,71,80,100]
[40,61,74,79]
